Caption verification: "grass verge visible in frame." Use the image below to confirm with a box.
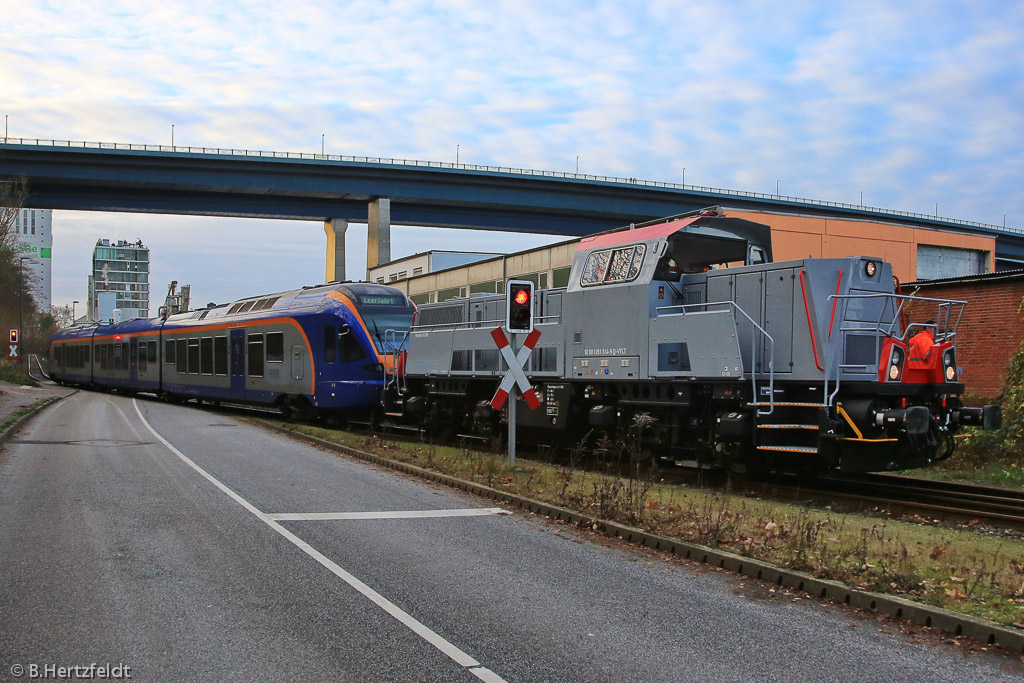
[273,421,1024,630]
[0,364,39,387]
[0,400,48,436]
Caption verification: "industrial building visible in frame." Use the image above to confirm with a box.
[12,208,53,310]
[88,238,150,321]
[375,208,998,305]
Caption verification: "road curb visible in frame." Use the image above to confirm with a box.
[263,421,1024,654]
[0,393,71,446]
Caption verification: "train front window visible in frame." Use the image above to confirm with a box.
[359,309,414,353]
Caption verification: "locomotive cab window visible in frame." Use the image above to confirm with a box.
[324,326,337,363]
[339,328,366,362]
[581,245,646,286]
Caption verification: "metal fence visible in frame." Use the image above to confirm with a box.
[2,136,1019,236]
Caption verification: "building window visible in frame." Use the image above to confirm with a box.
[376,277,385,284]
[413,267,423,276]
[552,266,572,289]
[397,271,407,280]
[389,273,399,282]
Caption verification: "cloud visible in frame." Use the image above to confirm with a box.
[4,1,1024,309]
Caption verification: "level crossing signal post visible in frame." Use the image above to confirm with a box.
[8,329,19,369]
[494,281,537,468]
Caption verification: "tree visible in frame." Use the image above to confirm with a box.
[0,177,43,367]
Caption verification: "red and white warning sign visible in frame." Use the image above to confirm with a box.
[489,327,542,411]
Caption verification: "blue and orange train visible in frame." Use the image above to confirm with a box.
[48,282,416,419]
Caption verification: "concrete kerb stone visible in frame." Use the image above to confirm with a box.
[0,394,70,446]
[261,421,1024,654]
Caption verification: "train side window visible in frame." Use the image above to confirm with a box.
[188,338,200,375]
[165,339,176,364]
[266,332,284,362]
[324,326,337,363]
[200,337,213,375]
[213,336,228,375]
[122,343,129,371]
[148,340,157,364]
[339,328,366,362]
[176,339,187,374]
[138,344,147,373]
[84,346,90,364]
[248,333,264,377]
[113,343,123,371]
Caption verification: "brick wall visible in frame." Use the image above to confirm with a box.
[908,275,1024,402]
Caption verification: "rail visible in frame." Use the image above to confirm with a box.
[2,136,1019,236]
[823,292,967,406]
[655,300,775,415]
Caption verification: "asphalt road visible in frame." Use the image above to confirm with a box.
[1,390,1022,682]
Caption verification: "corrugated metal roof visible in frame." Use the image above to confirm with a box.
[905,268,1024,287]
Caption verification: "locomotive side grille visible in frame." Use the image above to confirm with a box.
[417,304,465,327]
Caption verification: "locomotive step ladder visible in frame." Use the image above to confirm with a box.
[754,401,825,455]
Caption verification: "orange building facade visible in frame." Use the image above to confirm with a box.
[725,210,996,283]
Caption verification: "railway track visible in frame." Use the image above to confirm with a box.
[751,473,1024,532]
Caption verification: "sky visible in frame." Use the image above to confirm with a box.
[3,1,1023,312]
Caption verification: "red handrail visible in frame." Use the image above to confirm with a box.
[799,270,824,371]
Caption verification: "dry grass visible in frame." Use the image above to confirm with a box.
[280,420,1024,628]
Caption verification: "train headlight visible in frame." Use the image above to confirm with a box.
[865,261,877,277]
[885,344,904,382]
[943,350,957,382]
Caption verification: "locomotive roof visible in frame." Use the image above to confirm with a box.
[579,212,773,261]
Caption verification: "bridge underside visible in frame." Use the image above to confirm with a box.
[4,143,1024,276]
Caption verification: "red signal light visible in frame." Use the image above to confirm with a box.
[114,335,122,340]
[514,289,530,305]
[9,329,17,344]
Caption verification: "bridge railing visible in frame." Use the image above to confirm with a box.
[2,136,1019,236]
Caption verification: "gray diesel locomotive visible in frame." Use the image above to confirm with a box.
[397,208,1001,475]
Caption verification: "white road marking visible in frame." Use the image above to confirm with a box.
[132,399,507,683]
[268,508,508,521]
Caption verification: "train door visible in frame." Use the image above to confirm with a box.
[230,329,246,398]
[129,338,139,383]
[291,345,305,381]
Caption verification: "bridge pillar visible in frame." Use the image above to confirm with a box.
[367,198,391,269]
[324,218,348,282]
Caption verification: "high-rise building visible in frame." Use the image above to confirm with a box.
[88,238,150,321]
[13,208,53,310]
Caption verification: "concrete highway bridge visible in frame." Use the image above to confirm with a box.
[2,138,1023,280]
